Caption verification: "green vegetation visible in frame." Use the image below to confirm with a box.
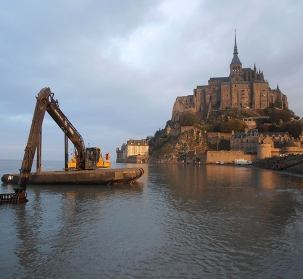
[272,100,282,109]
[149,130,174,158]
[178,112,199,126]
[213,119,247,133]
[167,107,302,136]
[263,107,293,124]
[256,108,302,137]
[151,143,175,158]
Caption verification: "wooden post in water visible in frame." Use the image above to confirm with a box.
[65,134,68,171]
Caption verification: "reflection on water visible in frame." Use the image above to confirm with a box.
[1,161,303,278]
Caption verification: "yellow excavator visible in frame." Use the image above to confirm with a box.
[1,87,111,204]
[67,148,111,169]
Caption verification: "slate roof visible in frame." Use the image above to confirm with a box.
[284,141,298,147]
[231,54,242,65]
[231,33,242,65]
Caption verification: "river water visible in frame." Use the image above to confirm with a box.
[1,160,303,278]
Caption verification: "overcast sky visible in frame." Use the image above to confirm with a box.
[1,0,302,161]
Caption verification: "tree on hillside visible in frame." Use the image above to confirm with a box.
[154,128,166,138]
[272,110,292,124]
[257,123,270,132]
[268,125,280,132]
[214,119,247,133]
[284,121,302,138]
[259,121,302,138]
[264,108,293,124]
[179,112,199,126]
[272,100,282,109]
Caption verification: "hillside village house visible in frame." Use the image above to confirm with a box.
[231,129,303,159]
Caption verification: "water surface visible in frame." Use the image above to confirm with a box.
[1,160,303,278]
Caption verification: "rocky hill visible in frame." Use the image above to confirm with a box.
[148,107,302,165]
[149,128,208,164]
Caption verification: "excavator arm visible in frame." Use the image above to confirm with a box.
[17,87,86,192]
[45,91,86,169]
[17,89,50,192]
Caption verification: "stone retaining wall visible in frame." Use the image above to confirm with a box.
[206,150,256,164]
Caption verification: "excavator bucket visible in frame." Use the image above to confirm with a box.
[0,191,28,204]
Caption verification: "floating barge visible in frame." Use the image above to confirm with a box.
[1,168,144,185]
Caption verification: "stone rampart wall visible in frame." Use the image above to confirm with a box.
[206,150,256,163]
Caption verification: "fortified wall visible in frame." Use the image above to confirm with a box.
[185,128,302,164]
[206,150,256,164]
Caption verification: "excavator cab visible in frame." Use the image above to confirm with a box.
[68,147,111,170]
[85,147,100,169]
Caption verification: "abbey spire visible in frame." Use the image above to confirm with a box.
[231,31,242,65]
[230,30,243,81]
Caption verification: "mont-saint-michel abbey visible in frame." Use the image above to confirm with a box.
[117,35,303,164]
[172,34,288,122]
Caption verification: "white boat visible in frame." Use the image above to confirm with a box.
[235,159,252,165]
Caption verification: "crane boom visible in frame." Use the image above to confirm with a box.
[17,87,86,191]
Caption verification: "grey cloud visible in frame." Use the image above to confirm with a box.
[0,0,302,160]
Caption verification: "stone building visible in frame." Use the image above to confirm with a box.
[231,129,260,154]
[230,129,303,159]
[172,34,288,122]
[116,139,149,163]
[257,136,302,159]
[231,129,292,153]
[204,131,302,163]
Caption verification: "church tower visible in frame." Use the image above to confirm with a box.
[230,31,243,82]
